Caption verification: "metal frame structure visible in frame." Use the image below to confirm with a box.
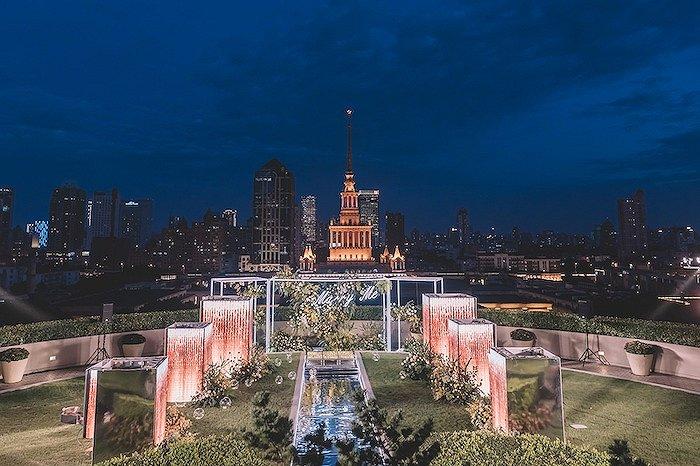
[209,274,445,352]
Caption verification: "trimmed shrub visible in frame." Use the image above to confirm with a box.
[118,333,146,345]
[0,347,29,362]
[98,434,268,465]
[432,430,609,466]
[0,309,198,347]
[624,340,656,355]
[510,328,536,341]
[478,309,700,347]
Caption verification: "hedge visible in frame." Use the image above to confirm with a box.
[432,430,609,466]
[478,309,700,347]
[0,309,198,347]
[97,431,607,466]
[98,434,268,466]
[2,306,697,348]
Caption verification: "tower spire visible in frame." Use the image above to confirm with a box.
[345,107,353,173]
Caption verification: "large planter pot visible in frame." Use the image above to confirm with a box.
[122,342,145,357]
[511,338,535,347]
[626,352,654,376]
[1,358,29,384]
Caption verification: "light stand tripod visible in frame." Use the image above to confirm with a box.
[85,329,110,365]
[578,316,609,366]
[86,304,114,365]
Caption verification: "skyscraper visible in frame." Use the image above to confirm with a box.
[47,184,87,259]
[252,159,295,266]
[385,211,405,251]
[120,199,154,246]
[358,189,380,249]
[222,209,237,227]
[593,219,616,255]
[0,187,13,258]
[90,189,120,240]
[457,208,470,245]
[617,189,648,261]
[26,220,49,248]
[300,195,317,244]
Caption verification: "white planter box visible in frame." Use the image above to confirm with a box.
[121,342,146,357]
[1,358,29,384]
[626,352,654,376]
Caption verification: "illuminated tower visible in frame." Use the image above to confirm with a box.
[328,108,374,263]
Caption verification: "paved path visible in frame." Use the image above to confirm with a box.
[0,367,85,395]
[562,360,700,395]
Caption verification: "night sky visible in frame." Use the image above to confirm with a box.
[2,1,699,233]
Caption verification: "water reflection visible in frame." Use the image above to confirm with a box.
[294,364,361,465]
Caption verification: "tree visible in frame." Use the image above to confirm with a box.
[608,439,648,466]
[337,390,440,466]
[296,422,332,465]
[241,391,294,462]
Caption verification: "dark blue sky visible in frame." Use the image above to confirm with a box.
[2,1,699,233]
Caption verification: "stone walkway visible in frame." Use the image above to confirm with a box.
[0,367,85,395]
[562,360,700,395]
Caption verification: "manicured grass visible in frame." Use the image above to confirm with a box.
[190,352,299,436]
[362,353,700,466]
[563,371,700,466]
[0,377,92,466]
[0,353,300,465]
[361,352,474,432]
[2,353,698,466]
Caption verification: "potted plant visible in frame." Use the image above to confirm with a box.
[510,329,536,347]
[119,333,147,357]
[0,347,30,384]
[624,340,656,376]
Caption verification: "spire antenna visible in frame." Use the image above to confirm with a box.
[345,107,353,173]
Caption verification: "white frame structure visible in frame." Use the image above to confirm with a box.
[209,274,445,352]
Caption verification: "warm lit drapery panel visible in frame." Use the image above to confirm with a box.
[422,293,477,357]
[165,322,213,403]
[82,367,99,439]
[447,318,495,394]
[153,359,169,445]
[200,296,254,364]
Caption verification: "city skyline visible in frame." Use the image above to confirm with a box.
[1,2,698,233]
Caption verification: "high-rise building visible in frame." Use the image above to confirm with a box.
[593,219,617,255]
[328,108,374,265]
[90,189,120,241]
[0,187,13,258]
[457,208,470,245]
[300,195,317,244]
[222,209,237,227]
[385,212,405,251]
[26,220,49,248]
[47,184,87,259]
[617,189,648,261]
[120,199,153,246]
[252,159,295,266]
[358,189,380,249]
[190,210,225,273]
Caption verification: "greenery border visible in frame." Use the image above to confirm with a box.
[1,306,697,348]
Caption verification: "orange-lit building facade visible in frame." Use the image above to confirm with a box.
[328,108,375,264]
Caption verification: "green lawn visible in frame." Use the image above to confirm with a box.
[361,352,474,432]
[361,353,700,466]
[0,353,300,465]
[2,352,699,466]
[563,371,700,466]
